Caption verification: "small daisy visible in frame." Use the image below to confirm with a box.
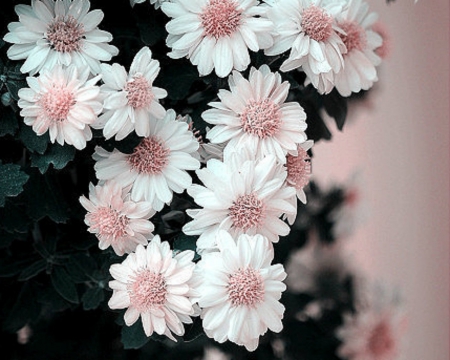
[161,0,274,78]
[286,139,313,204]
[203,65,308,163]
[130,0,170,9]
[333,0,383,96]
[93,109,200,211]
[3,0,119,75]
[17,64,102,150]
[94,47,167,140]
[197,231,287,351]
[79,181,155,256]
[182,149,297,252]
[108,236,200,340]
[264,0,346,94]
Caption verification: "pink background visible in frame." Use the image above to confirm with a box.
[312,0,450,359]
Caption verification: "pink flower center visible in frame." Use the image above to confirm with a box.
[240,99,282,139]
[301,5,333,42]
[39,86,75,122]
[338,20,367,53]
[367,321,395,357]
[286,146,311,190]
[228,267,264,307]
[128,137,170,175]
[200,0,242,39]
[128,269,167,311]
[228,193,265,231]
[125,75,153,109]
[90,207,129,238]
[46,16,84,53]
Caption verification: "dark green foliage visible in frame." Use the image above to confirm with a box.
[0,162,29,206]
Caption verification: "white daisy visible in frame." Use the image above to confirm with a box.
[333,0,383,96]
[197,231,287,351]
[203,65,308,163]
[161,0,274,78]
[264,0,347,94]
[3,0,119,75]
[286,139,313,204]
[79,180,155,256]
[108,236,200,340]
[93,109,200,211]
[94,47,167,140]
[17,63,102,150]
[182,149,297,253]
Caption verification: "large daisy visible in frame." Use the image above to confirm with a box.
[182,149,297,253]
[203,65,308,163]
[93,109,200,211]
[17,63,102,150]
[108,236,200,340]
[197,231,287,351]
[161,0,274,78]
[79,180,155,256]
[94,46,167,140]
[3,0,119,75]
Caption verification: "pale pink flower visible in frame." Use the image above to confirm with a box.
[286,139,313,203]
[17,64,102,150]
[203,65,308,163]
[79,181,155,256]
[372,21,391,59]
[182,149,297,253]
[94,47,167,140]
[3,0,119,75]
[197,231,287,351]
[93,109,200,211]
[333,0,383,96]
[264,0,347,94]
[108,236,200,340]
[161,0,274,78]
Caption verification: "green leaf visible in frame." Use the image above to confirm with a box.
[51,266,79,304]
[173,233,200,261]
[182,317,204,342]
[66,253,98,283]
[0,106,19,137]
[5,78,26,101]
[121,319,150,349]
[81,286,105,311]
[19,124,49,154]
[161,63,199,101]
[0,201,30,233]
[0,162,29,207]
[323,90,348,131]
[30,143,76,173]
[18,259,47,281]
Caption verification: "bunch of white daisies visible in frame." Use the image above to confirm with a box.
[3,0,386,351]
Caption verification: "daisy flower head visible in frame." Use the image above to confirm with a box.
[79,180,155,256]
[108,236,199,340]
[264,0,347,94]
[93,109,200,211]
[203,65,308,163]
[161,0,274,78]
[17,63,102,150]
[197,231,287,351]
[182,149,297,253]
[94,47,167,140]
[3,0,119,76]
[286,139,313,204]
[333,0,383,96]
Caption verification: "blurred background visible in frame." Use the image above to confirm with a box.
[312,0,450,359]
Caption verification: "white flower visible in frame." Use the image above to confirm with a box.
[17,63,102,150]
[130,0,170,9]
[108,236,200,340]
[197,231,287,351]
[182,150,297,253]
[286,139,313,203]
[94,47,167,140]
[203,65,308,163]
[161,0,274,78]
[3,0,119,75]
[93,109,200,211]
[264,0,346,94]
[333,0,383,96]
[79,181,155,256]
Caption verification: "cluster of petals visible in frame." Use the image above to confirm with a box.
[286,139,313,204]
[182,149,297,253]
[203,65,308,163]
[79,180,155,256]
[196,231,287,351]
[161,0,274,78]
[3,0,119,75]
[108,236,200,340]
[94,46,168,140]
[130,0,169,9]
[17,63,102,150]
[93,109,200,211]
